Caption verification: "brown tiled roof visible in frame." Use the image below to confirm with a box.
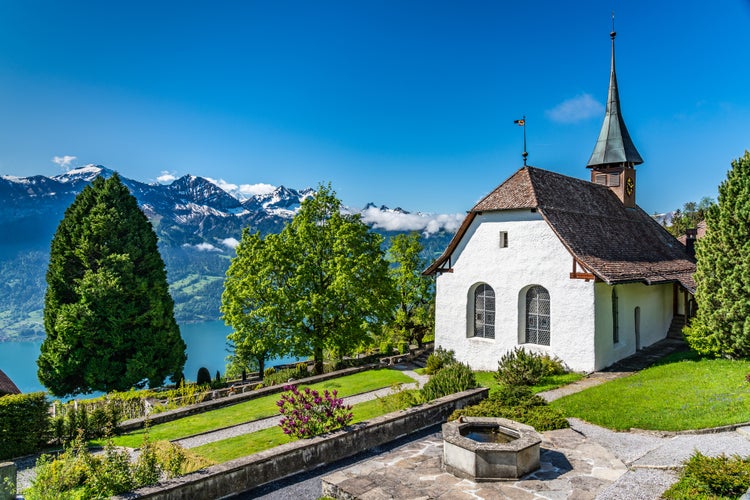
[425,166,696,292]
[0,368,21,396]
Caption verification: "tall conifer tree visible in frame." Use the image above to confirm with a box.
[38,173,186,396]
[684,151,750,358]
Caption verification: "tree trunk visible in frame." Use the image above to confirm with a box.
[313,346,324,375]
[257,356,265,381]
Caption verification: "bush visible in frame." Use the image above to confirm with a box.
[276,385,353,439]
[424,347,456,375]
[264,367,277,378]
[24,433,213,499]
[376,383,424,413]
[421,362,476,401]
[196,367,212,386]
[663,452,750,499]
[379,340,393,356]
[496,347,565,387]
[0,392,49,460]
[449,387,569,431]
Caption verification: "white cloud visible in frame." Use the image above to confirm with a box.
[157,171,177,184]
[239,183,277,197]
[546,93,604,123]
[221,237,240,249]
[205,177,277,200]
[182,242,221,252]
[52,155,77,170]
[360,207,463,236]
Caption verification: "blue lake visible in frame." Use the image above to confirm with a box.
[0,321,300,395]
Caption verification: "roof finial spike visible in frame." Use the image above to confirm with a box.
[611,11,616,38]
[514,116,528,166]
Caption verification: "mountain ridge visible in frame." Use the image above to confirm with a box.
[0,165,459,341]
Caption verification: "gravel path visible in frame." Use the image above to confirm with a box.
[174,367,426,449]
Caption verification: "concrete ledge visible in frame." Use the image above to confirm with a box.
[119,365,376,432]
[113,387,488,499]
[0,462,15,500]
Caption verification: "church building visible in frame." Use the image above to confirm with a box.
[424,31,696,373]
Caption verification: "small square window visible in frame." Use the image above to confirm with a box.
[499,231,508,248]
[595,173,607,185]
[608,173,620,187]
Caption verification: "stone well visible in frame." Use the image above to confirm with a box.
[442,416,541,481]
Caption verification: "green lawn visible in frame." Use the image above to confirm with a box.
[552,352,750,431]
[191,394,408,463]
[102,368,414,448]
[474,370,584,394]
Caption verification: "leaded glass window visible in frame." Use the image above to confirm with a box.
[473,284,495,339]
[525,286,550,345]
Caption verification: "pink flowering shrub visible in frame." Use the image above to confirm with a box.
[276,385,353,439]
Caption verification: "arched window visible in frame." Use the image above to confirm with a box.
[525,286,550,345]
[473,284,495,339]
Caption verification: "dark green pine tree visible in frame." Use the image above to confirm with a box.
[684,151,750,358]
[38,173,186,396]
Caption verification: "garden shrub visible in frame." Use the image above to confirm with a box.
[424,347,457,375]
[196,367,212,386]
[376,383,424,413]
[277,385,353,439]
[379,340,393,356]
[264,367,277,378]
[421,361,476,401]
[496,347,565,387]
[24,433,213,499]
[0,392,49,460]
[663,451,750,499]
[449,387,569,431]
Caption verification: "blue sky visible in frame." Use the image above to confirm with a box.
[0,1,748,216]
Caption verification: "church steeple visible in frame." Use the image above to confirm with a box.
[587,27,643,208]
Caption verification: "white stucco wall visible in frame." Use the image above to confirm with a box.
[433,210,598,373]
[593,281,673,370]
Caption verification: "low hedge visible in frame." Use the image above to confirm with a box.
[0,392,49,460]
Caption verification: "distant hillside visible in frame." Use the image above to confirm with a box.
[0,166,459,341]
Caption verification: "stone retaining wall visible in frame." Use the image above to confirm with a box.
[113,387,488,499]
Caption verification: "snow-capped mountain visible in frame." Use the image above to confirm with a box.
[0,165,458,341]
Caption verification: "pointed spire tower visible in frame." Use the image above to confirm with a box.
[587,26,643,208]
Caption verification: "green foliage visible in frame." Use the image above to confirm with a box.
[38,173,186,396]
[222,184,396,375]
[51,397,123,445]
[376,383,424,413]
[196,367,212,386]
[685,152,750,358]
[386,232,435,348]
[664,197,715,237]
[424,347,456,375]
[496,347,564,387]
[24,432,212,499]
[450,385,569,431]
[421,361,476,401]
[0,392,49,460]
[663,452,750,499]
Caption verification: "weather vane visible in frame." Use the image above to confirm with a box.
[514,116,528,166]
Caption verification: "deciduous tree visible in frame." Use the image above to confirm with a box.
[38,173,186,396]
[387,232,435,348]
[684,151,750,358]
[221,229,291,378]
[222,185,395,374]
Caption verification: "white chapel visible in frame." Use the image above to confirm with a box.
[425,31,696,373]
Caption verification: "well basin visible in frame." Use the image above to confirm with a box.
[442,417,541,481]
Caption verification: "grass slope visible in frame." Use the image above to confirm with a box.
[552,352,750,431]
[102,368,414,448]
[191,396,404,463]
